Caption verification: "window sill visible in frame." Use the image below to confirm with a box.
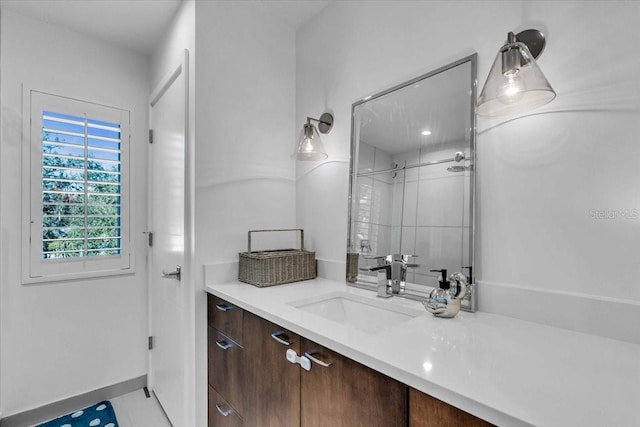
[22,267,136,285]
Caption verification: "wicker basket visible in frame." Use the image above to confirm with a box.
[238,229,317,287]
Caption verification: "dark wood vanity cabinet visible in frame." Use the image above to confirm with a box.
[242,311,301,427]
[300,337,407,427]
[208,327,244,416]
[208,295,493,427]
[409,388,494,427]
[208,386,243,427]
[209,295,244,345]
[208,295,244,425]
[241,315,405,427]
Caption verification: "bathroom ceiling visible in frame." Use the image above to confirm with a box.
[0,0,331,56]
[254,0,331,30]
[0,0,182,55]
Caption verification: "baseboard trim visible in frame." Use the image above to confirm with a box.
[478,280,640,345]
[0,375,147,427]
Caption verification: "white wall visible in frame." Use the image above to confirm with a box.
[0,10,150,416]
[149,2,200,426]
[195,1,297,268]
[297,1,640,343]
[194,4,297,425]
[151,1,195,92]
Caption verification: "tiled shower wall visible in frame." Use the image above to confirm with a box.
[354,142,471,287]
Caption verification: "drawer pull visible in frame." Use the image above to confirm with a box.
[215,402,233,417]
[215,340,233,350]
[304,351,332,368]
[215,303,233,312]
[271,331,293,346]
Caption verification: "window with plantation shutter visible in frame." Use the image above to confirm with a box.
[24,90,132,282]
[42,111,123,258]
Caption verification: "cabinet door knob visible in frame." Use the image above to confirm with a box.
[215,402,233,417]
[215,340,233,350]
[304,351,333,367]
[271,331,293,346]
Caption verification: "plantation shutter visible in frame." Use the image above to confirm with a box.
[42,111,122,258]
[26,90,131,282]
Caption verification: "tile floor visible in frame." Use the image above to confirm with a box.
[110,389,172,427]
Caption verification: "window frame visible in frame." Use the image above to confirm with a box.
[22,89,134,283]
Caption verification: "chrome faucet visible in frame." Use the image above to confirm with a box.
[369,265,393,298]
[361,254,419,298]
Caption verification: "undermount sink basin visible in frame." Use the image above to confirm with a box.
[289,291,423,334]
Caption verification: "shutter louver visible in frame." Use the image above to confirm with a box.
[41,111,122,259]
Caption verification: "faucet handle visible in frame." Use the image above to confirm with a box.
[363,255,390,266]
[360,264,392,279]
[393,254,419,268]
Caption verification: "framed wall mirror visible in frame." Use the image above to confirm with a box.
[346,54,477,310]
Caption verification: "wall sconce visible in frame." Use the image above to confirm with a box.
[292,113,333,161]
[476,29,556,118]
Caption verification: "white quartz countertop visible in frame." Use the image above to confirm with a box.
[205,278,640,427]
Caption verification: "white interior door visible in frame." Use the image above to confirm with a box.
[148,51,189,427]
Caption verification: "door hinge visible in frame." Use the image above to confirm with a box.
[148,232,153,247]
[148,336,154,350]
[149,129,154,144]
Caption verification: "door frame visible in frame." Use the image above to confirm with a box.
[147,48,195,426]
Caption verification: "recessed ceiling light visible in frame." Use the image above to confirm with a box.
[421,130,432,136]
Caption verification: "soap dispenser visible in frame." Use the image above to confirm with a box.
[423,270,468,318]
[431,269,448,289]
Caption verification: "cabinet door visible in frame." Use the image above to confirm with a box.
[242,312,301,427]
[209,386,243,427]
[300,338,407,427]
[208,326,244,416]
[409,388,493,427]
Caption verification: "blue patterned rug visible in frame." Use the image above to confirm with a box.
[37,401,119,427]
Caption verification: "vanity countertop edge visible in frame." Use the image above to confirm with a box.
[205,278,640,427]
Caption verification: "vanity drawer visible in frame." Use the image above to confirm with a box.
[208,295,243,344]
[208,326,243,416]
[209,385,242,427]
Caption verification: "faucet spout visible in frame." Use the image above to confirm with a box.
[360,264,393,298]
[362,254,419,298]
[389,254,420,295]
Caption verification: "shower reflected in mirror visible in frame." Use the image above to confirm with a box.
[347,54,477,309]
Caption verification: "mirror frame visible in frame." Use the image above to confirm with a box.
[346,53,477,308]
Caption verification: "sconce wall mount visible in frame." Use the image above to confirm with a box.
[293,112,333,161]
[476,29,556,118]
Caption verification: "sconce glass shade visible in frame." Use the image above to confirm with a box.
[292,122,328,161]
[476,41,556,118]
